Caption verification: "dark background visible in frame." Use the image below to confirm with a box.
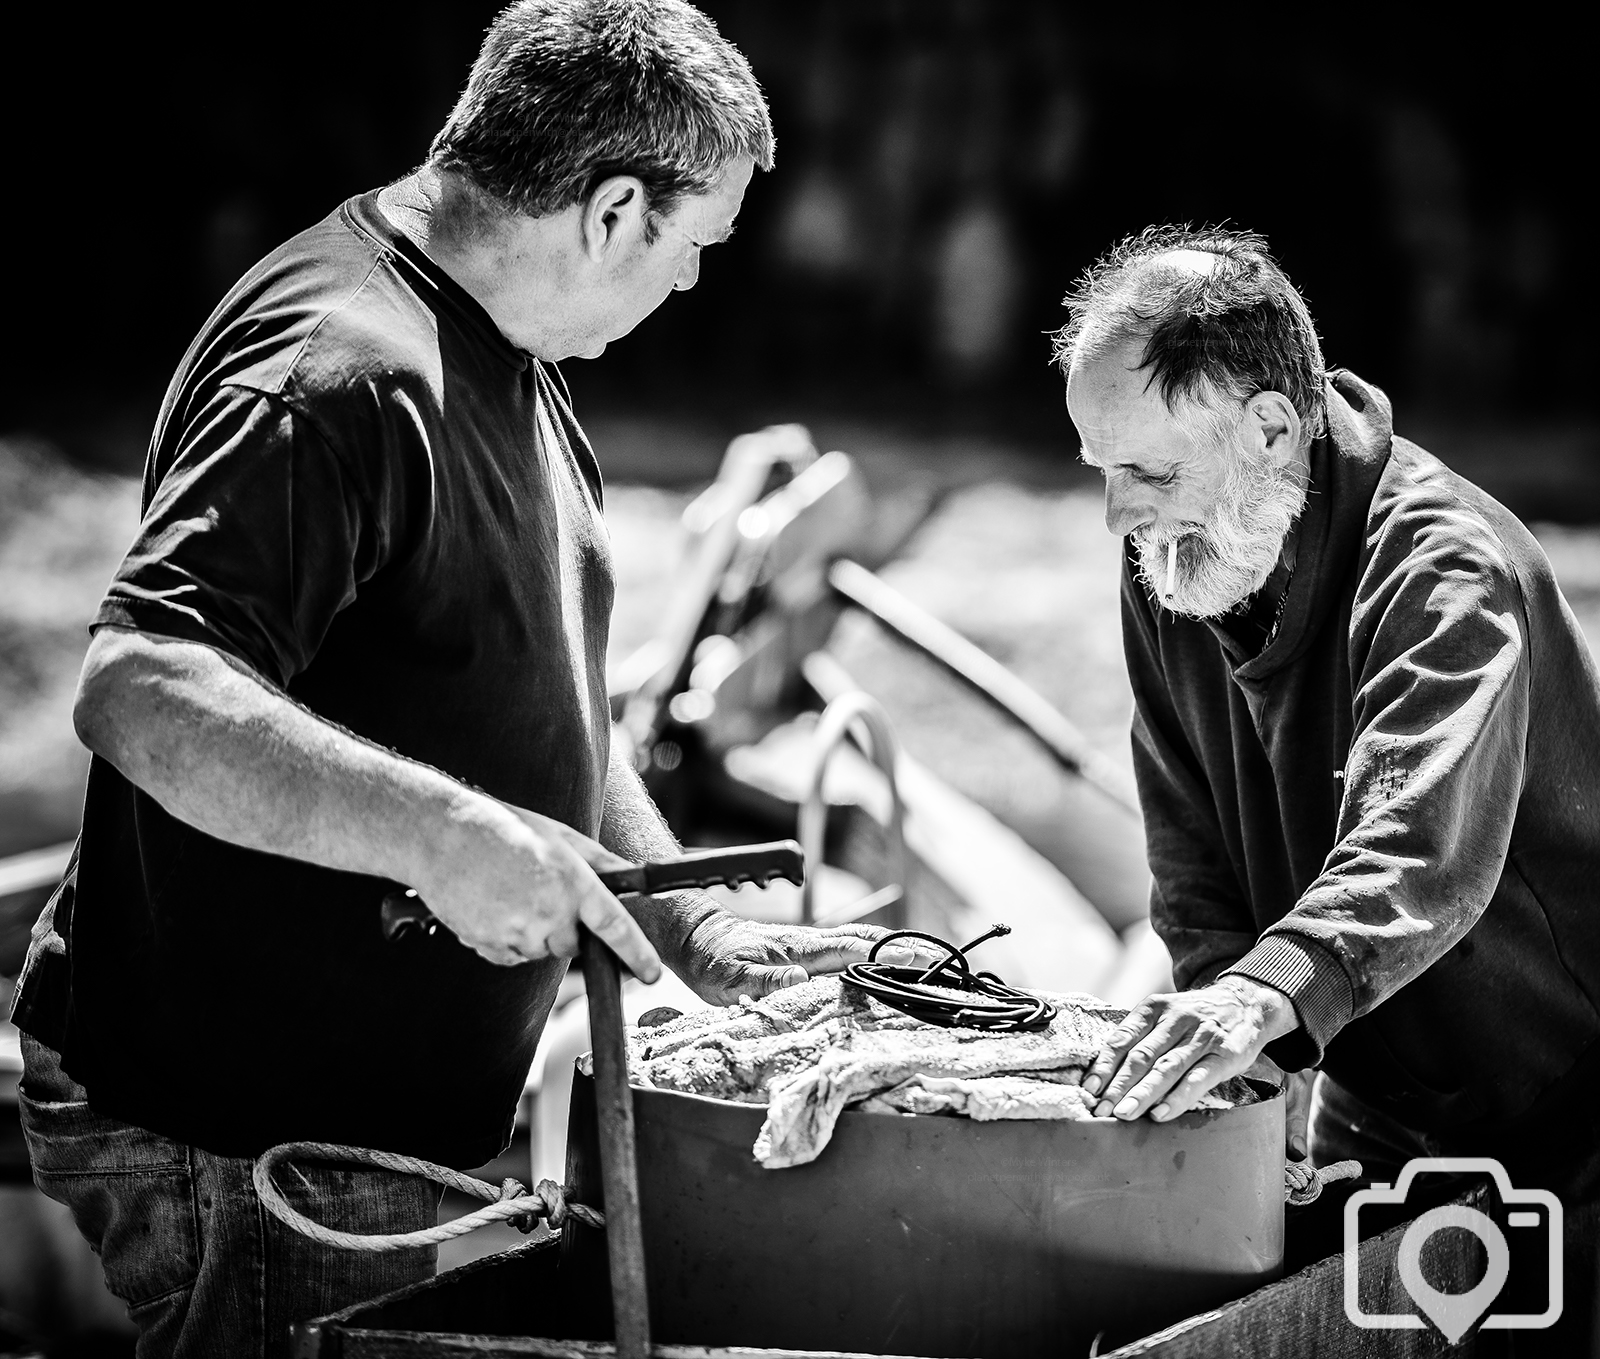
[3,2,1594,510]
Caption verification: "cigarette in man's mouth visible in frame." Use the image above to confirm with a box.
[1164,538,1179,600]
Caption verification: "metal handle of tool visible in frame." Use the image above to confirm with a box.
[380,840,806,943]
[581,925,651,1359]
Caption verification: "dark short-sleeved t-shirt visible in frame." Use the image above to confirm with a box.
[15,192,615,1167]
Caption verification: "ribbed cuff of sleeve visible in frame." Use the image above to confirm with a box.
[1221,934,1353,1070]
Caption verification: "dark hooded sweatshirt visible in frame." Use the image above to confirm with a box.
[1125,370,1600,1156]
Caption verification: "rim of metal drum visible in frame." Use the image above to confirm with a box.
[623,1071,1283,1122]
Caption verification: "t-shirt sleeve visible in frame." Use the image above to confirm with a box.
[95,385,392,686]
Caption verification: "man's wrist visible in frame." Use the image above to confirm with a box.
[1221,974,1301,1041]
[1220,934,1350,1066]
[629,890,725,968]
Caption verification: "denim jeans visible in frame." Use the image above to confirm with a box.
[18,1035,439,1359]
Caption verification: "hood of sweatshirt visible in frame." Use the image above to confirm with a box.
[1229,370,1394,684]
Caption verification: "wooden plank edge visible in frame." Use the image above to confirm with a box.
[329,1332,951,1359]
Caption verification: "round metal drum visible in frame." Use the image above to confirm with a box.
[564,1071,1283,1357]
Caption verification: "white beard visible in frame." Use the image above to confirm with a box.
[1134,437,1308,620]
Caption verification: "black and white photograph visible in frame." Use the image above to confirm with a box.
[1,3,1595,1356]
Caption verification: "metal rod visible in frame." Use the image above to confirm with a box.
[580,928,651,1359]
[828,559,1141,817]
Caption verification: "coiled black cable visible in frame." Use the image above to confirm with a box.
[842,925,1056,1032]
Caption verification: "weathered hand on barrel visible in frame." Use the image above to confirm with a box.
[671,914,922,1006]
[1082,976,1300,1123]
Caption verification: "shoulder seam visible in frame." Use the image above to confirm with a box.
[270,231,393,399]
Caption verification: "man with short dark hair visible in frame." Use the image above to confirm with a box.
[1060,228,1600,1207]
[9,3,886,1354]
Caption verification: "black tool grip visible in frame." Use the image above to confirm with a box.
[628,840,805,896]
[380,839,806,943]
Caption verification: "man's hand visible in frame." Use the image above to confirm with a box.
[1083,975,1299,1123]
[666,913,915,1007]
[416,799,660,978]
[502,803,635,874]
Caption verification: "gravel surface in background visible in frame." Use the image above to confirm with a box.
[0,441,139,857]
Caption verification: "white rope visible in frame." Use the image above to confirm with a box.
[253,1141,604,1252]
[257,1140,1354,1250]
[1285,1157,1362,1206]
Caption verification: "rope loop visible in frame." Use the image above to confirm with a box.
[252,1141,603,1252]
[1285,1157,1362,1206]
[844,927,1056,1032]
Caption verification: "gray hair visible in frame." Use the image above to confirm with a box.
[430,0,774,232]
[1053,225,1327,445]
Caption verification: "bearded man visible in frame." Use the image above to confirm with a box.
[1059,228,1600,1223]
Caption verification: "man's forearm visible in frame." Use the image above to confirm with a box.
[599,744,722,957]
[74,626,663,975]
[598,743,681,862]
[76,627,498,892]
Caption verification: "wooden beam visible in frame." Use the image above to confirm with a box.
[828,560,1140,816]
[580,930,651,1359]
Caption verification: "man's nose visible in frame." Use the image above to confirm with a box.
[1103,477,1153,537]
[674,251,701,291]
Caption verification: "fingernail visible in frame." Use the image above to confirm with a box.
[1114,1097,1137,1118]
[1082,1076,1101,1096]
[1151,1103,1171,1121]
[1094,1101,1113,1118]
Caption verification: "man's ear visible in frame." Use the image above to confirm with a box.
[1248,391,1304,469]
[581,175,648,262]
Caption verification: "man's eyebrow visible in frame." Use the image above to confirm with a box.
[1077,445,1104,468]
